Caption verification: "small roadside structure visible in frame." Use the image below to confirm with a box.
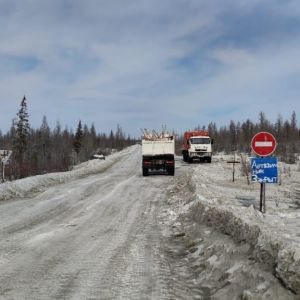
[0,150,12,182]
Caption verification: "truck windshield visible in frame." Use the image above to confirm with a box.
[190,138,210,144]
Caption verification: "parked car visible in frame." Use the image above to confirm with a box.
[90,154,105,160]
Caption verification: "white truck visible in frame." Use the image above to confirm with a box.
[182,130,213,163]
[142,132,175,176]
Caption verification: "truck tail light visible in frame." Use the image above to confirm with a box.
[166,160,174,165]
[143,160,151,165]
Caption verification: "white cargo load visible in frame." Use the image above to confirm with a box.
[142,138,175,156]
[141,129,175,176]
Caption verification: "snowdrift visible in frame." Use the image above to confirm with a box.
[0,146,137,202]
[189,198,300,294]
[184,157,300,295]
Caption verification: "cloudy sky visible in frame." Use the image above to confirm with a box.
[0,0,300,136]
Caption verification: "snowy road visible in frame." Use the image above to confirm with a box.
[0,147,296,299]
[0,149,166,299]
[0,147,202,300]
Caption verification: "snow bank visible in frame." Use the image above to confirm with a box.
[184,158,300,295]
[190,200,300,294]
[0,146,137,202]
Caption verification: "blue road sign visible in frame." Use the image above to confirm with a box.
[251,157,278,183]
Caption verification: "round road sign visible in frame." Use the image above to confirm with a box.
[251,132,277,157]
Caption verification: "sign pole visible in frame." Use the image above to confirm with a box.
[263,183,266,213]
[259,182,266,213]
[259,183,264,212]
[251,132,277,214]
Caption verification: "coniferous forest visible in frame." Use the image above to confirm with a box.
[193,111,299,163]
[0,97,299,181]
[176,112,300,164]
[0,97,137,179]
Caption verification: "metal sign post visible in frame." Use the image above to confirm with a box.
[251,157,278,212]
[250,136,278,214]
[259,183,266,213]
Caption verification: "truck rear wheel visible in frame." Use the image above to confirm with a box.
[142,167,149,176]
[167,167,175,176]
[207,157,212,163]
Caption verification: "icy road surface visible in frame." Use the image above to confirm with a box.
[0,147,296,299]
[0,148,197,300]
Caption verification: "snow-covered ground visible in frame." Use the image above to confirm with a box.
[166,154,300,297]
[0,145,202,299]
[0,146,136,201]
[0,146,298,299]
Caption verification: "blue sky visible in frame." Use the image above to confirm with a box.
[0,0,300,136]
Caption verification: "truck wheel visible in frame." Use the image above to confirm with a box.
[143,168,149,176]
[168,167,175,176]
[188,157,193,163]
[207,157,212,163]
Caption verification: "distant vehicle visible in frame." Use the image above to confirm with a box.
[182,131,213,163]
[90,154,105,160]
[142,132,175,176]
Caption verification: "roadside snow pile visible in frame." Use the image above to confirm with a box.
[0,146,137,201]
[166,168,296,299]
[185,155,300,295]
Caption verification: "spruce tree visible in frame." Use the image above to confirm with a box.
[13,96,30,178]
[73,120,83,154]
[40,115,51,171]
[90,123,97,149]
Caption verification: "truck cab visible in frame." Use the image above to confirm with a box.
[182,131,213,163]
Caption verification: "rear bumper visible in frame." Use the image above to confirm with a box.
[142,155,174,170]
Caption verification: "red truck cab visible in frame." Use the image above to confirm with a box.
[182,131,213,163]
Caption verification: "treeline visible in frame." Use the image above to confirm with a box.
[195,112,299,163]
[0,96,137,180]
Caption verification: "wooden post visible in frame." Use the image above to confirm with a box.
[233,152,235,182]
[227,152,240,183]
[1,161,4,183]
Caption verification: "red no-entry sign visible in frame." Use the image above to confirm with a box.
[251,132,277,157]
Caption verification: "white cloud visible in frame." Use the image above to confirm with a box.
[0,0,299,135]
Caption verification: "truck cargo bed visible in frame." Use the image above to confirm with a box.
[142,139,174,156]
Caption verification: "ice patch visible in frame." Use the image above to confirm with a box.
[207,254,218,265]
[226,262,242,274]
